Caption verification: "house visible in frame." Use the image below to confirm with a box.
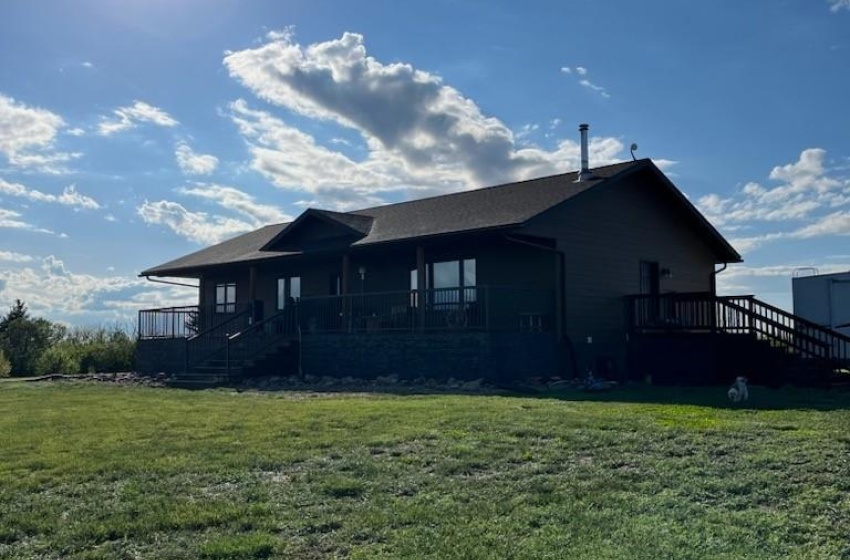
[136,126,848,387]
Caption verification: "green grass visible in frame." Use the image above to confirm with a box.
[1,382,849,559]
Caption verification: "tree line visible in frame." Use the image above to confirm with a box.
[0,300,135,377]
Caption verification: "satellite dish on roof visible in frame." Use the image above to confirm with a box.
[630,143,638,161]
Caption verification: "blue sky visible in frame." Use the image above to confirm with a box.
[1,0,849,327]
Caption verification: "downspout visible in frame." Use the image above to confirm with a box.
[709,263,728,296]
[503,234,577,377]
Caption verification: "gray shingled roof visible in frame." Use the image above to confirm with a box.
[141,159,739,277]
[311,209,375,236]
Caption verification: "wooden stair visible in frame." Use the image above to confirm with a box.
[627,293,850,386]
[168,336,298,389]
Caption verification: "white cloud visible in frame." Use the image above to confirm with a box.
[717,264,847,280]
[0,94,80,173]
[0,251,34,263]
[138,182,291,244]
[578,79,611,99]
[559,66,588,76]
[107,284,196,312]
[0,207,52,233]
[698,149,848,228]
[715,262,850,298]
[0,178,101,210]
[0,256,140,317]
[223,32,625,208]
[793,211,850,239]
[227,99,403,200]
[137,199,260,245]
[515,123,539,145]
[829,0,850,12]
[224,33,624,195]
[560,66,610,98]
[696,148,850,257]
[81,61,95,68]
[178,183,289,224]
[228,98,622,210]
[97,100,179,136]
[726,232,787,254]
[725,202,850,252]
[0,251,196,322]
[175,141,219,175]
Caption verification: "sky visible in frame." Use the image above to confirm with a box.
[0,0,849,328]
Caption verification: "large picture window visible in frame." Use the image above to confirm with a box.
[277,276,301,310]
[410,259,476,306]
[215,282,236,313]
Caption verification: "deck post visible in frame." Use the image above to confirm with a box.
[484,286,490,331]
[555,252,564,340]
[248,266,257,319]
[342,254,351,332]
[225,335,230,384]
[416,246,426,332]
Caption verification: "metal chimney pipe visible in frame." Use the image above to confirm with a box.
[579,123,589,174]
[576,123,596,182]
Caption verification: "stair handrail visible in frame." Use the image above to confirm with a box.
[225,307,299,375]
[731,295,850,342]
[719,299,829,354]
[718,295,850,364]
[627,292,850,366]
[185,306,253,372]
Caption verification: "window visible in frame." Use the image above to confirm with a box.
[215,282,236,313]
[277,276,301,309]
[463,259,476,302]
[410,259,477,306]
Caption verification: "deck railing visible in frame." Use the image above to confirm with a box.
[296,286,554,334]
[139,287,554,339]
[140,287,555,374]
[627,293,850,365]
[138,304,252,339]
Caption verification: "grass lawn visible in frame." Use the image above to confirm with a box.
[1,382,849,559]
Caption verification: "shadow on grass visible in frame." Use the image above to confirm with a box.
[519,384,850,411]
[227,377,850,411]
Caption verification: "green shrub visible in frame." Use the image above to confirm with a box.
[35,345,81,375]
[79,335,135,373]
[0,302,136,376]
[0,349,10,378]
[0,307,61,376]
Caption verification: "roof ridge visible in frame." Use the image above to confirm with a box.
[348,159,642,216]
